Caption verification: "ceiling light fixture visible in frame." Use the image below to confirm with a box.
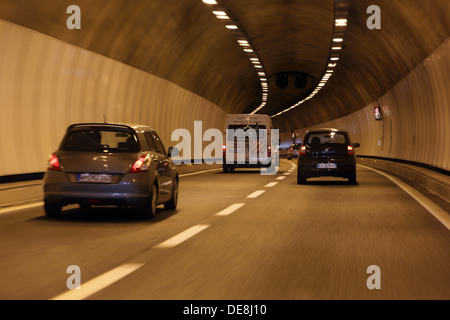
[202,0,269,114]
[271,0,349,118]
[335,18,347,26]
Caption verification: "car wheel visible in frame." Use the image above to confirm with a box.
[229,167,235,173]
[139,184,157,219]
[44,201,62,217]
[223,166,229,173]
[287,156,291,160]
[164,180,178,210]
[348,170,357,185]
[297,171,307,185]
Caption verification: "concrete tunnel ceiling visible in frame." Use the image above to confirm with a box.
[0,0,449,133]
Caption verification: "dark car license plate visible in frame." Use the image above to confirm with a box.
[317,163,337,169]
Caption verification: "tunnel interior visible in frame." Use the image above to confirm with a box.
[0,0,449,175]
[0,0,450,302]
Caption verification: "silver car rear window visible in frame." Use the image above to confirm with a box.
[60,130,140,153]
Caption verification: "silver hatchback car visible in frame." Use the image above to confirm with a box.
[43,123,178,218]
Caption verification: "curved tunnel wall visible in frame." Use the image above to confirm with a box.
[0,20,227,176]
[287,38,450,172]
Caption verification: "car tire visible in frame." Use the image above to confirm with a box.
[287,156,291,160]
[44,201,62,217]
[229,167,235,173]
[223,166,229,173]
[139,184,157,219]
[164,180,178,210]
[348,170,357,185]
[297,171,307,185]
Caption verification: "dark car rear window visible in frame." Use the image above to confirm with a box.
[60,130,140,153]
[306,132,348,145]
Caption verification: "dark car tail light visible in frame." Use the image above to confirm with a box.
[347,145,354,155]
[130,155,149,173]
[48,153,61,171]
[300,146,306,156]
[223,144,226,157]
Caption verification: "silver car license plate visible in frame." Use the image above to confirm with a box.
[317,163,337,169]
[77,173,112,183]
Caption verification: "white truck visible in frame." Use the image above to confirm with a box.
[222,114,276,173]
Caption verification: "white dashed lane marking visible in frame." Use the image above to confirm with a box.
[265,182,278,188]
[247,190,266,199]
[154,225,210,249]
[215,203,245,216]
[51,263,144,300]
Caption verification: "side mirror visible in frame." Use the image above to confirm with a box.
[167,146,179,158]
[353,143,360,148]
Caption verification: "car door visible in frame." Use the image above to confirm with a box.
[145,131,172,202]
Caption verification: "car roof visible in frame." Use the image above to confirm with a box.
[67,122,155,132]
[305,128,347,133]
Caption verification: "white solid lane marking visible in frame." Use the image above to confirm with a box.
[276,176,286,180]
[51,263,144,300]
[359,165,450,230]
[0,201,44,216]
[215,203,245,216]
[154,225,210,249]
[179,168,222,177]
[282,159,297,170]
[247,190,266,199]
[265,182,278,188]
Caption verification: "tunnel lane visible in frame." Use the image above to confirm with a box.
[0,160,448,300]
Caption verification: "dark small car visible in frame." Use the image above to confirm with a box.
[43,123,179,218]
[287,143,301,160]
[297,128,360,184]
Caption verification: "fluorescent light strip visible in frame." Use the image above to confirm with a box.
[207,2,268,115]
[335,18,347,26]
[269,8,348,118]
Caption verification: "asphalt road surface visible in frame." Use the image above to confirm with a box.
[0,159,449,300]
